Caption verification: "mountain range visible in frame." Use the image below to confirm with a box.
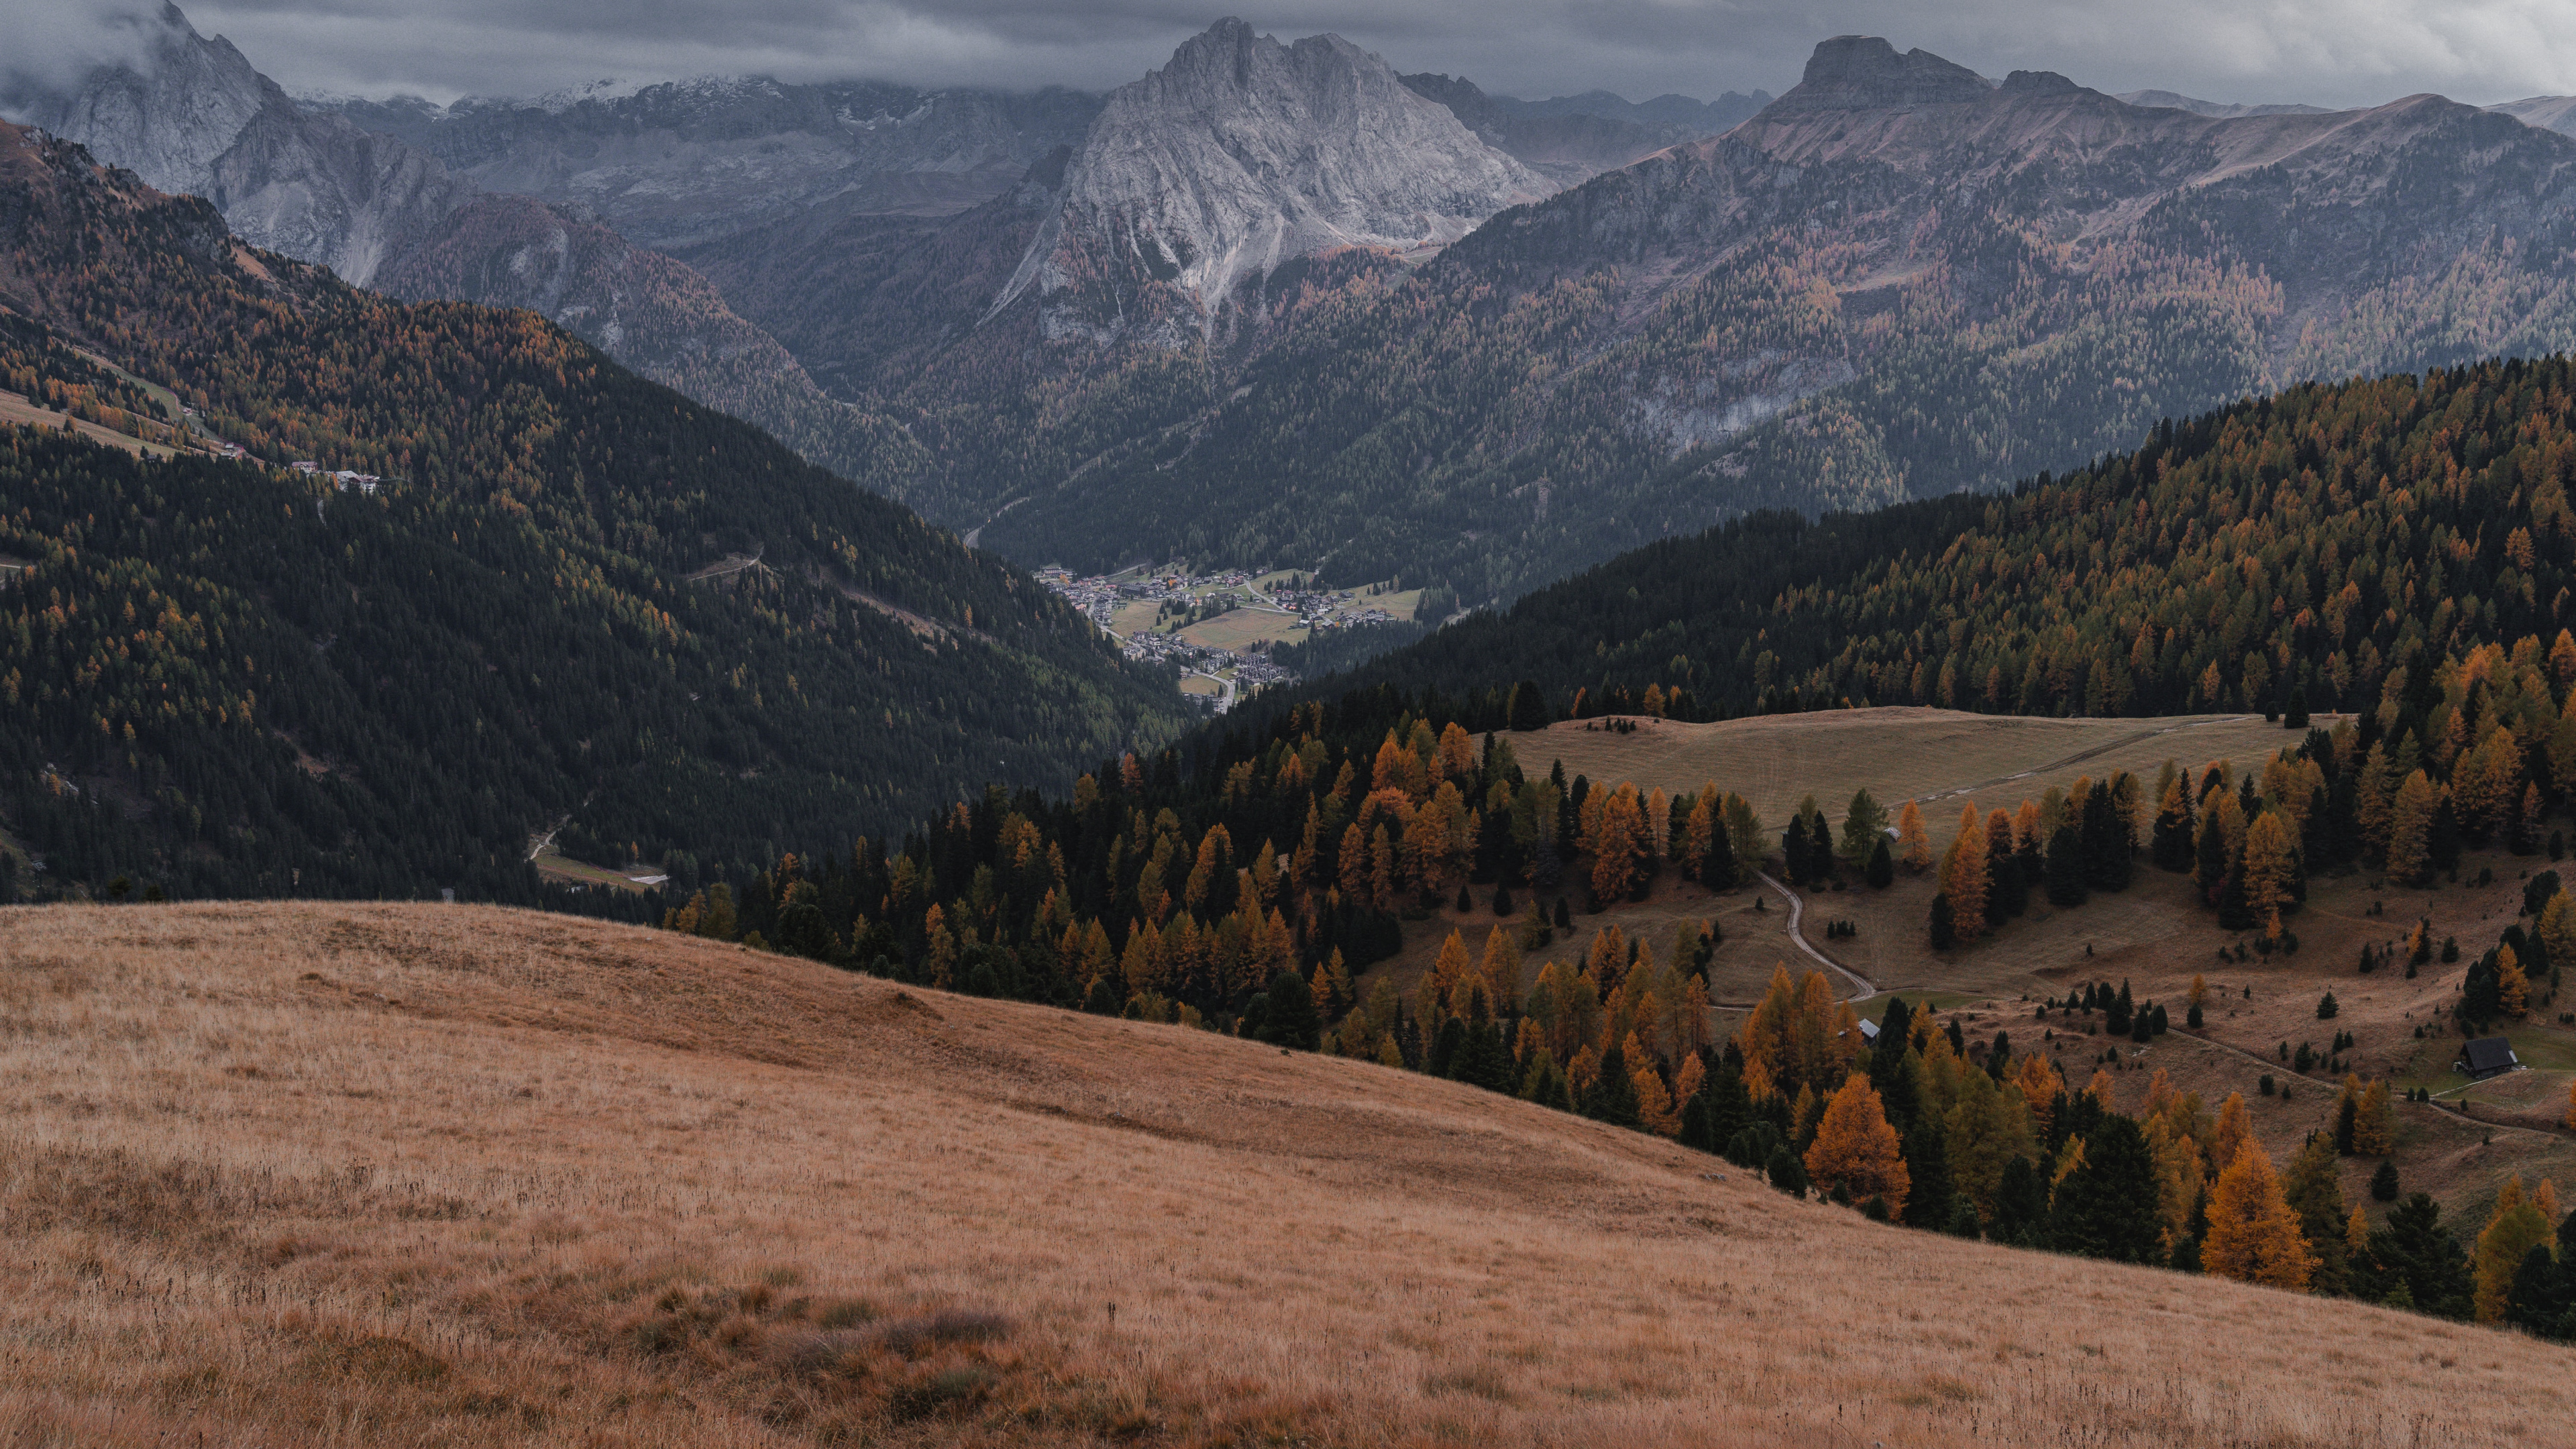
[25,15,2576,617]
[642,30,2576,609]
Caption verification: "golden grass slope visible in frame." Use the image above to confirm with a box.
[3,902,2569,1447]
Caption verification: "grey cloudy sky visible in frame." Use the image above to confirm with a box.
[12,0,2576,109]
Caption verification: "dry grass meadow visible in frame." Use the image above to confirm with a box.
[7,902,2574,1448]
[1532,707,2312,835]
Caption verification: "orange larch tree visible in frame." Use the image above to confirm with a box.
[2202,1142,2318,1290]
[1803,1073,1910,1217]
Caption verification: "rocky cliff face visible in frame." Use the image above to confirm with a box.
[5,4,468,286]
[1,3,914,496]
[993,19,1549,334]
[311,78,1102,248]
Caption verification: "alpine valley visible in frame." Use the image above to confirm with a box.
[22,6,2576,1447]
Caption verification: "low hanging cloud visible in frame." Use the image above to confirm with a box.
[0,0,171,98]
[5,0,2574,110]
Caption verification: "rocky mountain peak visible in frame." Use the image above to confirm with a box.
[1770,36,1994,113]
[1001,19,1548,330]
[9,1,270,199]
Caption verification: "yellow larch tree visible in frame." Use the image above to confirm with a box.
[2242,811,2300,924]
[2385,769,2440,885]
[1805,1073,1910,1216]
[1590,784,1650,904]
[2354,1079,2394,1157]
[1631,1032,1680,1137]
[2542,891,2576,971]
[2208,1092,2252,1181]
[2203,1142,2318,1289]
[1418,929,1473,1022]
[1896,800,1931,873]
[2144,1114,2206,1256]
[1941,806,1990,942]
[2499,943,2530,1018]
[2473,1177,2553,1323]
[2013,1053,2066,1134]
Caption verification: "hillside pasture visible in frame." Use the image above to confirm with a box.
[5,900,2570,1448]
[1527,707,2316,836]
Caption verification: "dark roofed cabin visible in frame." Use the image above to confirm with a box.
[2457,1036,2520,1080]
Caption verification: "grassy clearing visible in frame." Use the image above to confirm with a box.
[1529,707,2313,837]
[3,900,2567,1447]
[1173,606,1304,651]
[529,849,653,894]
[1106,600,1162,636]
[0,388,189,458]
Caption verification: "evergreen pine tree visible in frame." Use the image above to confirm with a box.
[2194,809,2231,902]
[1590,1042,1644,1128]
[1765,1144,1809,1198]
[1945,1197,1984,1239]
[1267,967,1321,1050]
[1084,976,1125,1016]
[2504,1245,2567,1337]
[2370,1161,2401,1201]
[1899,1111,1955,1230]
[1866,836,1894,888]
[2216,841,2256,930]
[1929,891,1957,950]
[2047,824,2089,907]
[2429,792,2462,875]
[2050,1116,2164,1264]
[1680,1089,1714,1151]
[1990,1155,2049,1246]
[1428,1016,1464,1078]
[2283,1134,2351,1295]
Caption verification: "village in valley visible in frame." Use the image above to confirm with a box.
[1034,563,1423,711]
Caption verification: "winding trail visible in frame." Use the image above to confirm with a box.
[1754,869,1876,1005]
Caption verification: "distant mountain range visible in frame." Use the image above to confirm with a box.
[672,30,2576,601]
[23,11,2576,613]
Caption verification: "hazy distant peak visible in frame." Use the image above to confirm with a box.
[2114,89,2335,118]
[1770,36,1995,113]
[2491,95,2576,138]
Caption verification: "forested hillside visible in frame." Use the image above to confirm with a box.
[1280,356,2576,729]
[0,120,1183,904]
[687,349,2576,1102]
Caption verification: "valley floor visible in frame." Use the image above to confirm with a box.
[4,902,2571,1447]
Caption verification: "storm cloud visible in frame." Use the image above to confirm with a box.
[5,0,2575,111]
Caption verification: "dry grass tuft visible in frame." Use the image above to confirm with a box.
[3,900,2571,1446]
